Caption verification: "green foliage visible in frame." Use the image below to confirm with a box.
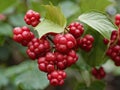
[79,0,111,13]
[8,14,26,27]
[0,72,9,88]
[35,4,66,38]
[59,1,80,18]
[4,61,49,90]
[80,29,108,66]
[1,0,120,90]
[75,80,105,90]
[0,0,16,13]
[43,4,66,27]
[78,12,116,39]
[0,22,13,37]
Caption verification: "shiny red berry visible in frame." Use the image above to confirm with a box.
[24,10,40,27]
[68,22,84,38]
[13,26,34,46]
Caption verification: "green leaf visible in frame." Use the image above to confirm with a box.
[8,14,26,27]
[5,61,49,90]
[14,61,48,90]
[35,4,66,38]
[35,20,65,38]
[4,61,31,77]
[75,80,105,90]
[79,0,111,13]
[0,0,17,13]
[0,72,9,88]
[0,23,13,37]
[43,4,66,27]
[80,29,108,66]
[59,1,80,18]
[78,12,116,39]
[0,36,5,45]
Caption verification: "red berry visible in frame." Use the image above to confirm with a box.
[115,14,120,27]
[26,38,50,60]
[47,70,66,86]
[54,33,76,53]
[110,30,118,45]
[91,67,106,79]
[106,45,120,66]
[13,26,34,46]
[77,34,94,52]
[103,38,109,45]
[24,10,40,27]
[68,22,84,38]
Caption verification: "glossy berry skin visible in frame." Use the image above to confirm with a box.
[77,34,94,52]
[103,38,109,45]
[68,22,84,38]
[115,14,120,27]
[54,33,76,53]
[24,10,40,27]
[55,50,78,69]
[47,70,66,86]
[13,26,34,46]
[38,52,56,73]
[106,45,120,66]
[92,67,106,79]
[26,38,50,60]
[110,30,118,45]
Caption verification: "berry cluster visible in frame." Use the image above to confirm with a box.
[77,34,94,52]
[115,14,120,27]
[24,10,40,27]
[104,14,120,66]
[13,10,96,86]
[47,70,66,86]
[68,22,84,38]
[91,67,106,79]
[53,33,76,53]
[13,26,34,46]
[68,22,94,52]
[105,29,120,66]
[27,38,51,60]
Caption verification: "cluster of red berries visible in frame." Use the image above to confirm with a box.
[106,29,120,66]
[24,10,40,27]
[13,9,96,86]
[115,14,120,27]
[104,14,120,66]
[68,22,94,52]
[91,67,106,79]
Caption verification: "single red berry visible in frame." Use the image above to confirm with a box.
[68,22,84,38]
[103,38,109,45]
[13,26,34,46]
[77,34,94,52]
[24,10,40,27]
[26,38,50,60]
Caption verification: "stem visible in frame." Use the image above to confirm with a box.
[64,27,69,34]
[47,35,54,44]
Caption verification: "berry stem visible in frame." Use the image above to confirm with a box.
[47,35,54,44]
[64,27,69,34]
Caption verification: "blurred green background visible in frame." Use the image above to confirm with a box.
[0,0,120,90]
